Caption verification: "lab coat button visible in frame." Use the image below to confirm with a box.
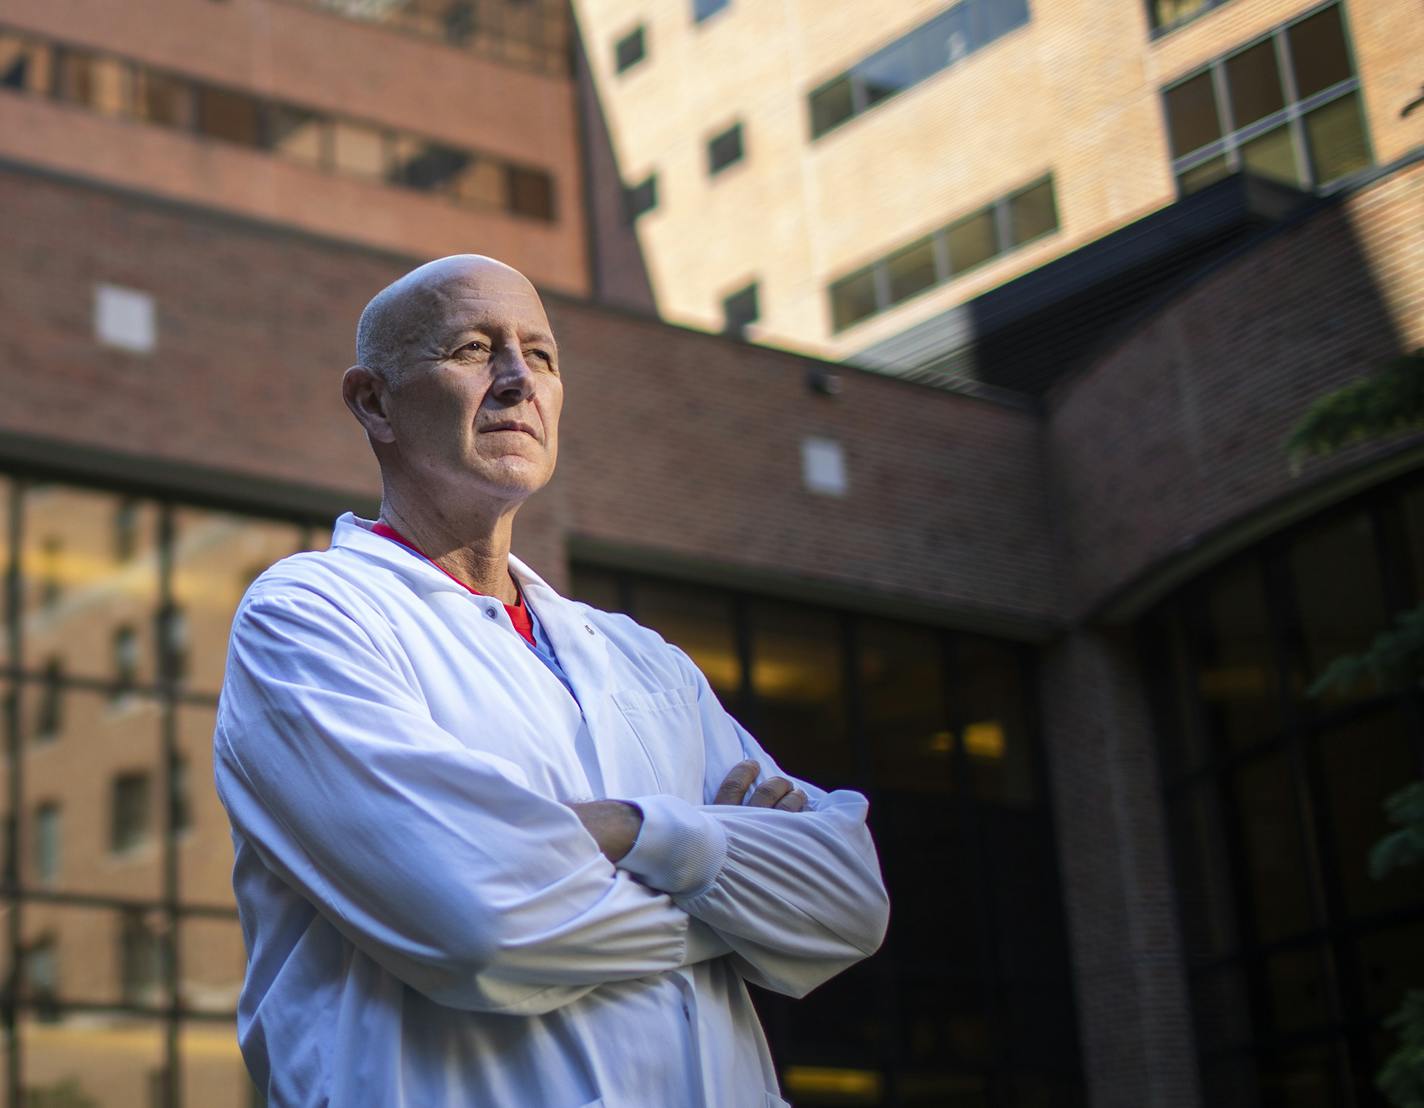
[584,625,595,635]
[484,607,498,619]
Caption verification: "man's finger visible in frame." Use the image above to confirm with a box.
[713,759,760,805]
[748,776,795,808]
[774,789,807,813]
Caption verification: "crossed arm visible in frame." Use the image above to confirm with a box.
[569,758,807,863]
[218,587,888,1014]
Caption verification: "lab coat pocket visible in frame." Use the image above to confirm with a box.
[611,685,706,799]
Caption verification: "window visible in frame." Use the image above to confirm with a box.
[507,166,556,220]
[195,85,263,147]
[0,33,53,94]
[706,121,744,176]
[1162,4,1370,195]
[1144,476,1424,1102]
[614,26,646,73]
[114,498,140,562]
[35,658,63,741]
[827,175,1057,332]
[54,49,130,117]
[172,755,192,835]
[565,567,1082,1100]
[119,909,165,1004]
[38,535,62,608]
[34,803,60,884]
[24,936,58,1021]
[112,624,139,698]
[693,0,730,23]
[721,281,759,336]
[112,771,152,852]
[0,26,562,222]
[623,174,658,222]
[1149,0,1233,35]
[156,603,188,684]
[809,0,1030,139]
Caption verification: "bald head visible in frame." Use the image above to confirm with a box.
[355,255,542,386]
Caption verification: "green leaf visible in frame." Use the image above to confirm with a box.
[1287,349,1424,464]
[1307,606,1424,698]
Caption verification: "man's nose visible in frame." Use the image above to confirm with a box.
[490,349,534,404]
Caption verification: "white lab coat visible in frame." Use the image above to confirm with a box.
[214,513,889,1107]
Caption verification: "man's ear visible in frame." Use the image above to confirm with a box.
[342,365,397,445]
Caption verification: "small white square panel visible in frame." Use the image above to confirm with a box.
[94,283,157,353]
[801,436,848,497]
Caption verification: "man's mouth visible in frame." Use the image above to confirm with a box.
[481,420,539,440]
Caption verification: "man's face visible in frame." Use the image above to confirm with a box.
[383,261,562,508]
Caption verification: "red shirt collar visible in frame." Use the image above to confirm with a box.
[371,521,536,647]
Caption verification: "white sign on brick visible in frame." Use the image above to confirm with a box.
[94,283,157,353]
[801,436,848,497]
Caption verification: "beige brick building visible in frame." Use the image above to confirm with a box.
[576,0,1422,366]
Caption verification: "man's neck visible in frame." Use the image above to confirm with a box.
[378,497,521,605]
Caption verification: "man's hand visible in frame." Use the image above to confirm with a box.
[713,760,807,812]
[567,800,643,863]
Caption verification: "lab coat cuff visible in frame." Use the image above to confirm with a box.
[619,794,727,898]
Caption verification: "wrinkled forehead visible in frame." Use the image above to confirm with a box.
[410,263,552,339]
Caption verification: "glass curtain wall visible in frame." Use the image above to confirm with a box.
[0,477,327,1108]
[1142,471,1424,1106]
[571,566,1082,1106]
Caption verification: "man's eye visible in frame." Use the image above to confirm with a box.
[459,341,489,355]
[526,348,553,364]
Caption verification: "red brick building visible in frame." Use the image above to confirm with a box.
[0,2,1420,1107]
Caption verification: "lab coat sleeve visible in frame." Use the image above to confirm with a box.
[214,585,721,1016]
[618,649,890,999]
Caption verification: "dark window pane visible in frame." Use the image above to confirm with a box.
[1315,710,1422,919]
[1240,123,1302,187]
[809,76,855,138]
[721,282,759,336]
[111,771,152,852]
[707,121,744,175]
[132,69,190,128]
[860,619,951,795]
[1189,964,1253,1051]
[393,138,469,192]
[946,209,999,273]
[196,86,263,147]
[978,0,1031,44]
[1288,511,1386,707]
[957,636,1037,808]
[614,26,646,74]
[1354,923,1424,1022]
[1169,783,1241,961]
[1305,91,1371,185]
[268,105,325,167]
[1257,1045,1343,1108]
[1007,177,1057,246]
[1165,71,1222,159]
[829,268,879,331]
[630,580,741,707]
[747,599,851,787]
[884,237,939,305]
[1178,154,1230,194]
[623,174,657,221]
[508,166,555,220]
[0,34,38,92]
[1232,752,1317,942]
[119,906,167,1005]
[1403,480,1424,604]
[1156,615,1212,776]
[330,119,388,177]
[1225,39,1285,129]
[1288,5,1353,100]
[1263,945,1334,1036]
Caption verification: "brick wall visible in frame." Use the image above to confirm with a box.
[1047,159,1424,621]
[0,162,1061,632]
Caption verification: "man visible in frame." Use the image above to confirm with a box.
[214,255,889,1107]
